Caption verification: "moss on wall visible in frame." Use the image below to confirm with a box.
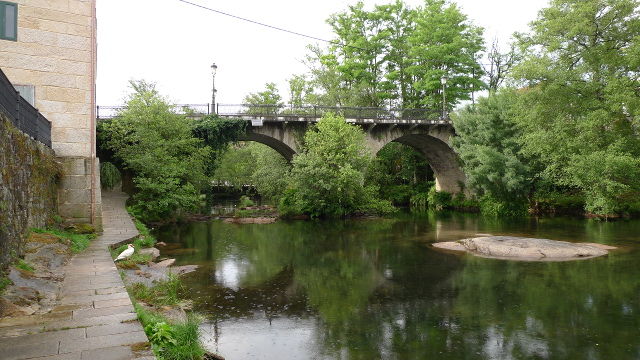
[0,114,61,270]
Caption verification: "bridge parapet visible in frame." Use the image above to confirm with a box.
[97,103,451,125]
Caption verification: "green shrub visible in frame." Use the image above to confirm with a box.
[479,195,528,217]
[134,305,206,360]
[239,195,255,208]
[145,321,177,350]
[99,81,214,222]
[100,162,121,190]
[284,114,394,218]
[410,192,429,208]
[427,186,452,211]
[384,184,414,205]
[451,192,480,211]
[532,191,585,215]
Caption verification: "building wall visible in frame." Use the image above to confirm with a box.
[0,0,100,226]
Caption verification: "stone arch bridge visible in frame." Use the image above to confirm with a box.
[98,104,465,193]
[222,104,464,194]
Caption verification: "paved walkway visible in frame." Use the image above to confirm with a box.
[0,191,155,360]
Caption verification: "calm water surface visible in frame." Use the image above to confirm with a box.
[153,212,640,359]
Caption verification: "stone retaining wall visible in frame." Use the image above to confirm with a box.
[0,113,60,270]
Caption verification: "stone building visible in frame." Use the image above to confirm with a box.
[0,0,101,226]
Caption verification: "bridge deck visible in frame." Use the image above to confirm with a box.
[97,104,451,124]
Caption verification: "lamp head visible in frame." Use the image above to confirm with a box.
[211,63,218,76]
[440,75,448,85]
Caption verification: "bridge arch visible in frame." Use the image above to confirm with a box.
[241,132,296,161]
[365,126,466,194]
[389,134,465,193]
[240,121,467,194]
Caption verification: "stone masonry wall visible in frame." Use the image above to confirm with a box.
[0,0,100,226]
[0,0,96,158]
[0,114,60,270]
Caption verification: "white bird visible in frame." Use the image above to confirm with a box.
[115,244,134,261]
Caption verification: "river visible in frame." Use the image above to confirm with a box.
[153,211,640,359]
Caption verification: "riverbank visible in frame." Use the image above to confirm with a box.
[0,191,154,360]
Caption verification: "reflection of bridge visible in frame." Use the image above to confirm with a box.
[97,104,465,193]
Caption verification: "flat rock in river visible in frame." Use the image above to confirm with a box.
[433,236,615,261]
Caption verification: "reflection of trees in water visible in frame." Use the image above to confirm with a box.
[155,218,640,359]
[452,255,640,359]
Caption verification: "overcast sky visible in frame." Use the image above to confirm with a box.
[96,0,549,106]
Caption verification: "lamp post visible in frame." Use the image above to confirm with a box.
[211,63,218,114]
[440,75,448,120]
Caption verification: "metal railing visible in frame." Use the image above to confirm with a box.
[217,104,445,122]
[97,104,210,120]
[98,103,448,124]
[0,68,52,147]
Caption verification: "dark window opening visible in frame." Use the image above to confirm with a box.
[0,1,17,41]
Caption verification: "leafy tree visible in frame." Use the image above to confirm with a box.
[99,80,211,221]
[406,0,484,110]
[306,0,485,110]
[482,39,521,93]
[250,144,291,202]
[512,0,640,215]
[368,143,433,205]
[452,91,531,216]
[191,115,247,177]
[288,74,315,107]
[213,142,291,202]
[281,114,394,217]
[213,144,256,189]
[243,82,283,115]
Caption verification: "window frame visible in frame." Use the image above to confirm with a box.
[0,1,18,42]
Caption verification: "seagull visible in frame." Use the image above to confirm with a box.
[115,244,134,261]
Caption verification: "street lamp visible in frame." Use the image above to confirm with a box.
[440,75,448,119]
[211,63,218,114]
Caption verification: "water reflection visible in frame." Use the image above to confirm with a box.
[154,212,640,359]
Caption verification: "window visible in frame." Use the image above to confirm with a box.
[0,1,17,41]
[15,85,35,106]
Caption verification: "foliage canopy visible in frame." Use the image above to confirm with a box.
[99,81,211,221]
[282,113,394,217]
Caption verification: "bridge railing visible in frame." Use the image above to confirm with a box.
[217,104,443,122]
[97,104,211,120]
[0,68,52,147]
[97,103,446,123]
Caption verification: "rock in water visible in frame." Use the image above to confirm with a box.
[433,236,615,261]
[138,247,160,260]
[150,259,176,268]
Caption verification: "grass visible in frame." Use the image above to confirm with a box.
[0,276,12,295]
[114,253,153,270]
[108,210,158,269]
[115,213,209,359]
[15,259,35,272]
[135,304,205,360]
[130,210,157,248]
[31,227,97,253]
[129,273,182,306]
[126,275,206,359]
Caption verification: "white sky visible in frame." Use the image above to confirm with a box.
[96,0,549,106]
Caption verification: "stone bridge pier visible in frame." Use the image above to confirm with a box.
[241,120,466,194]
